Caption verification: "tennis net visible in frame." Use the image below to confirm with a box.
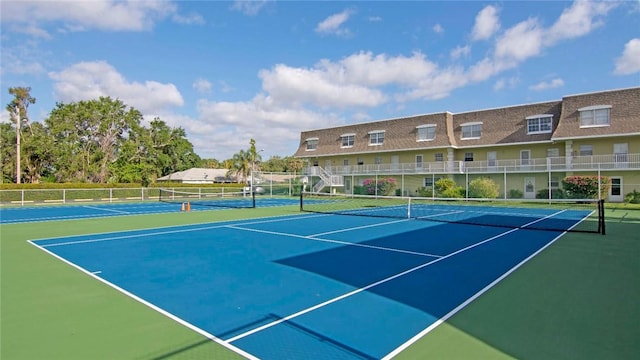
[159,188,256,209]
[300,192,605,234]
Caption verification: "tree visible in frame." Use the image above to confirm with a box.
[6,87,36,183]
[227,149,250,183]
[0,122,16,183]
[20,122,54,183]
[46,97,142,182]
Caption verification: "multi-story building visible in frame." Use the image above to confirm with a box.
[293,87,640,202]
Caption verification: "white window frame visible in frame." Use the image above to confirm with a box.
[306,137,318,151]
[578,105,611,128]
[461,122,482,139]
[526,114,553,134]
[369,130,385,145]
[416,124,436,142]
[435,153,444,162]
[579,145,593,156]
[340,133,355,148]
[464,152,474,162]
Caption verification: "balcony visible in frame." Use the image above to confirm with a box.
[313,153,640,176]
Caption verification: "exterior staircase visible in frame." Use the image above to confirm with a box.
[308,167,344,192]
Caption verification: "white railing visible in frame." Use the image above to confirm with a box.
[316,153,640,175]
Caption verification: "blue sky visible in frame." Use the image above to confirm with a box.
[1,1,639,160]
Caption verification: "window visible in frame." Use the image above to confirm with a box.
[526,115,553,134]
[424,177,441,187]
[435,153,444,162]
[416,125,436,141]
[341,133,355,148]
[464,152,474,161]
[343,159,349,166]
[550,176,560,188]
[461,122,482,139]
[357,158,364,165]
[375,156,382,165]
[416,155,423,168]
[579,105,611,127]
[369,130,385,145]
[547,148,560,158]
[579,145,593,156]
[306,138,318,151]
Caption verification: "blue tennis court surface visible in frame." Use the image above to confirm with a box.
[30,211,574,359]
[0,197,298,224]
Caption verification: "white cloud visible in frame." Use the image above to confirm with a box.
[49,61,184,113]
[433,24,444,34]
[315,9,354,36]
[614,38,640,75]
[193,95,342,158]
[193,78,213,93]
[259,63,387,108]
[494,18,544,62]
[450,45,471,60]
[172,12,205,25]
[529,78,564,91]
[231,0,269,16]
[544,0,617,45]
[471,5,500,41]
[1,50,46,75]
[0,0,198,34]
[493,76,519,91]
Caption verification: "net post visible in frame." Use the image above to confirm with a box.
[407,197,411,219]
[599,199,606,235]
[251,190,256,208]
[299,184,304,212]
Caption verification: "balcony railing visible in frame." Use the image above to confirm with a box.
[314,153,640,175]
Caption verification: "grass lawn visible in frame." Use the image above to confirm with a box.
[1,204,638,359]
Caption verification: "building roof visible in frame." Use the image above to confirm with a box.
[294,87,640,158]
[157,168,234,182]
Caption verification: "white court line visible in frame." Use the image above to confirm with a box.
[38,213,330,247]
[224,226,521,343]
[226,208,568,345]
[309,218,411,237]
[225,224,443,258]
[82,205,130,214]
[27,240,259,360]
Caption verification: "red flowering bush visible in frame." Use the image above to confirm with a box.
[362,178,397,195]
[562,176,610,199]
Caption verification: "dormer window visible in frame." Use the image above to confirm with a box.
[461,122,482,139]
[579,105,611,127]
[369,130,385,145]
[416,124,436,141]
[526,114,553,134]
[341,133,355,148]
[306,137,318,151]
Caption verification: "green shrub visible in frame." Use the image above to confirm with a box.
[416,186,433,197]
[625,190,640,204]
[536,188,566,199]
[562,176,610,199]
[441,187,465,198]
[435,178,465,198]
[509,189,524,199]
[468,178,499,198]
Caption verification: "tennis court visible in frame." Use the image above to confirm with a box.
[0,193,298,224]
[28,197,594,359]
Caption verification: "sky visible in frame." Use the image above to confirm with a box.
[1,0,639,161]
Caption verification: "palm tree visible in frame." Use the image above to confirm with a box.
[227,149,250,183]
